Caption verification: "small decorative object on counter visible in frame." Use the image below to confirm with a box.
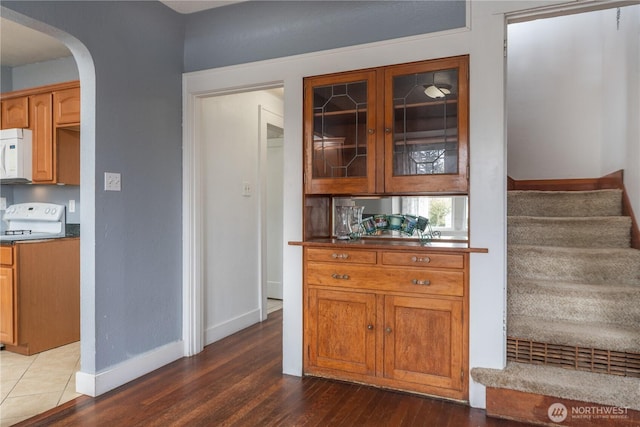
[349,206,365,240]
[374,214,388,230]
[388,214,404,231]
[334,206,353,240]
[361,217,377,235]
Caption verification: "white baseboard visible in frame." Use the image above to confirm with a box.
[205,308,261,345]
[76,340,184,397]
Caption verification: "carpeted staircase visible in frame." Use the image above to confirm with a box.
[472,188,640,418]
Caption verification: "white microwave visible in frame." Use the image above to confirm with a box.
[0,128,32,183]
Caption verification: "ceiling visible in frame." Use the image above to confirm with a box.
[1,1,244,68]
[0,17,72,67]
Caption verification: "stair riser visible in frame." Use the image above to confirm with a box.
[508,218,631,248]
[508,250,640,285]
[508,190,622,217]
[508,291,640,327]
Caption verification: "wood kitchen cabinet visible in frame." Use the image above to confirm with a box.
[303,244,471,400]
[1,81,80,185]
[0,246,16,344]
[53,86,80,125]
[30,92,55,182]
[304,55,468,196]
[1,96,29,129]
[0,239,80,355]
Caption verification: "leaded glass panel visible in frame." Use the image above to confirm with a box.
[392,68,459,177]
[312,81,368,179]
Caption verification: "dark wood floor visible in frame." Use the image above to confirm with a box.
[20,310,533,426]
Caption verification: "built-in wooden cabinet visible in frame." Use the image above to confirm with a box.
[304,55,469,196]
[1,81,80,185]
[0,96,29,129]
[0,246,16,345]
[303,245,470,400]
[0,239,80,355]
[297,56,482,403]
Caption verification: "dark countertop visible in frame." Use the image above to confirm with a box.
[289,238,488,253]
[0,224,80,245]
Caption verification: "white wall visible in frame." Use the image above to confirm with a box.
[184,0,580,409]
[507,6,639,205]
[200,90,284,344]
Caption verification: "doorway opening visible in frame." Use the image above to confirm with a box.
[197,87,284,349]
[0,12,96,425]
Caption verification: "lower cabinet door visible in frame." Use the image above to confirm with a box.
[0,267,15,344]
[308,288,376,375]
[383,295,464,391]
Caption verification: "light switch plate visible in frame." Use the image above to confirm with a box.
[105,172,121,191]
[69,200,76,213]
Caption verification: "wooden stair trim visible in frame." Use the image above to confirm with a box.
[486,387,640,427]
[508,170,640,249]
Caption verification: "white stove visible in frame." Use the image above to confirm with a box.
[1,202,66,242]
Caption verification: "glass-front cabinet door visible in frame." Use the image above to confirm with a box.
[384,56,469,193]
[304,70,377,194]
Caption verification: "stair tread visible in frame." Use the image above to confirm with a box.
[508,277,640,292]
[471,361,640,410]
[508,189,623,217]
[508,315,640,353]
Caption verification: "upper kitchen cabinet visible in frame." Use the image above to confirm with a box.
[304,70,377,195]
[304,56,469,196]
[1,96,29,129]
[1,81,80,185]
[384,56,468,194]
[30,92,55,182]
[53,87,80,126]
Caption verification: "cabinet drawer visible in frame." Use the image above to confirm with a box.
[381,252,464,269]
[0,246,13,266]
[306,248,376,264]
[306,262,463,297]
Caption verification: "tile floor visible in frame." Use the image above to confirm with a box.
[0,300,283,426]
[0,342,81,427]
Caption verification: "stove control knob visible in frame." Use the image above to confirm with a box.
[51,208,57,215]
[45,208,51,214]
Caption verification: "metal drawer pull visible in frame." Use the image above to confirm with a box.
[412,279,431,286]
[367,324,374,330]
[331,273,350,280]
[385,327,392,334]
[332,253,350,259]
[411,256,431,263]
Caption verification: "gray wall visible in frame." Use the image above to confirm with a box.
[10,56,79,91]
[2,0,185,372]
[184,0,466,72]
[0,66,12,92]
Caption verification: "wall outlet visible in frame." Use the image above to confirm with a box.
[0,197,6,210]
[104,172,121,191]
[69,199,76,213]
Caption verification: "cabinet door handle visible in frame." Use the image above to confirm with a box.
[331,273,350,280]
[385,128,392,134]
[411,256,431,264]
[331,253,350,259]
[412,279,431,286]
[385,327,392,334]
[368,128,375,134]
[367,324,374,330]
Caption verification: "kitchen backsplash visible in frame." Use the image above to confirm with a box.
[0,184,80,224]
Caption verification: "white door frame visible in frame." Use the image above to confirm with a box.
[182,83,285,356]
[259,106,284,320]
